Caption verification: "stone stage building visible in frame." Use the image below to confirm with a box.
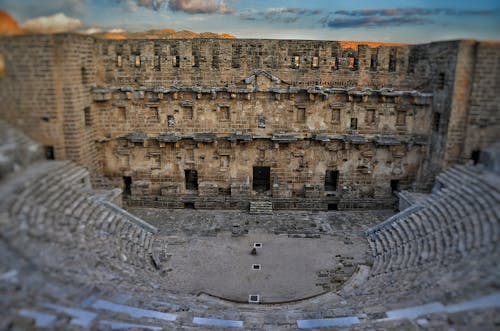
[0,36,498,210]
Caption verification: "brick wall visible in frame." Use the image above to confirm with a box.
[460,42,500,162]
[0,34,99,171]
[0,35,498,210]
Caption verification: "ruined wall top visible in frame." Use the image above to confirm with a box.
[2,33,493,92]
[91,37,478,91]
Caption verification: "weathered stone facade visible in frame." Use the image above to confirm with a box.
[0,35,498,210]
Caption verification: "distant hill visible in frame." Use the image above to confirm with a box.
[0,9,407,47]
[92,29,236,40]
[0,10,24,36]
[92,31,407,47]
[339,40,408,49]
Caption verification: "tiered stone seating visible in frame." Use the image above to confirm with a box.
[360,159,500,311]
[249,201,273,214]
[0,159,157,270]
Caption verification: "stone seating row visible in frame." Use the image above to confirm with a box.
[358,243,499,306]
[370,201,498,276]
[2,161,156,270]
[367,164,499,280]
[360,207,497,305]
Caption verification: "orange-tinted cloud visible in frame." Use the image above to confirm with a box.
[168,0,233,15]
[0,9,24,36]
[22,13,82,34]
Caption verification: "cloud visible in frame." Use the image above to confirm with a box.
[327,16,428,28]
[334,8,497,17]
[109,28,126,33]
[239,7,322,23]
[168,0,234,14]
[324,7,499,29]
[116,0,233,14]
[1,0,87,20]
[80,27,103,34]
[123,0,139,12]
[21,13,82,33]
[115,0,166,12]
[137,0,167,11]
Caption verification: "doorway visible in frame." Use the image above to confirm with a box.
[253,166,270,192]
[325,170,339,191]
[185,169,198,191]
[123,176,132,195]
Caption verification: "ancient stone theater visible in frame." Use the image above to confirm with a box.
[0,34,499,330]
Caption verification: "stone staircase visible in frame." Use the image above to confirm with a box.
[249,201,273,214]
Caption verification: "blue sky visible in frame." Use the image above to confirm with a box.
[1,0,499,42]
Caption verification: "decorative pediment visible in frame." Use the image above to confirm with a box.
[243,70,289,91]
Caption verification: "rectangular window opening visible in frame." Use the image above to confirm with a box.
[150,107,159,121]
[312,56,319,68]
[212,48,220,69]
[331,57,338,71]
[172,55,179,67]
[118,107,126,121]
[433,112,441,131]
[154,55,161,71]
[219,106,230,120]
[331,109,341,124]
[231,45,241,69]
[366,109,375,125]
[370,53,377,71]
[151,154,160,169]
[350,118,358,130]
[183,106,193,120]
[438,73,445,89]
[348,56,357,70]
[389,49,397,72]
[396,111,406,126]
[192,55,199,67]
[296,107,306,123]
[220,155,230,169]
